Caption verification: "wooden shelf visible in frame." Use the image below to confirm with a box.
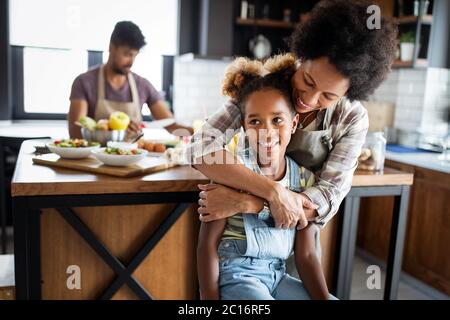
[397,14,433,25]
[392,60,413,68]
[236,18,297,29]
[392,59,428,68]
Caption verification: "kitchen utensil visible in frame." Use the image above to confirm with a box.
[130,132,144,143]
[249,34,271,60]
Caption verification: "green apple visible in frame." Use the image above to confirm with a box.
[109,112,130,130]
[78,116,97,131]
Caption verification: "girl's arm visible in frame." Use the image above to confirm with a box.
[197,219,227,300]
[294,223,329,300]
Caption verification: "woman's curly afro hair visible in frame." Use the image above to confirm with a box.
[290,0,398,101]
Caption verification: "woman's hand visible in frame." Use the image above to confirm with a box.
[197,184,264,222]
[268,184,318,230]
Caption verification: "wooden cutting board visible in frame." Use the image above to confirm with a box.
[32,153,177,178]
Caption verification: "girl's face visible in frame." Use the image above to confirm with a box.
[243,89,299,170]
[291,56,350,113]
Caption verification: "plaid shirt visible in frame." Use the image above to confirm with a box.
[186,97,369,227]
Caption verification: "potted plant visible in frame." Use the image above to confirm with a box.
[400,31,415,62]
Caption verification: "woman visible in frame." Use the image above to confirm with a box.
[189,0,398,231]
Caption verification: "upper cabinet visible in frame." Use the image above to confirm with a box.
[178,0,449,68]
[178,0,234,58]
[178,0,319,59]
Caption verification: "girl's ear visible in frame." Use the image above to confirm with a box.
[291,113,300,134]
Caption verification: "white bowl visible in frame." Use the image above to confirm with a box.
[47,143,100,159]
[91,148,148,167]
[106,141,138,150]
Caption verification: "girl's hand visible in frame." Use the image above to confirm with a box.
[197,184,263,222]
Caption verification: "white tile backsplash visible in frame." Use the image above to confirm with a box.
[370,67,450,135]
[173,57,450,134]
[173,57,230,126]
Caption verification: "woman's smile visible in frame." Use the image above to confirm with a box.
[294,95,313,112]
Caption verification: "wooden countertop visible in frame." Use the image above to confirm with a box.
[11,140,413,197]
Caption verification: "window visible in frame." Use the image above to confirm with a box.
[23,47,87,114]
[9,0,178,118]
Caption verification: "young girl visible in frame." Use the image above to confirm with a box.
[197,54,333,300]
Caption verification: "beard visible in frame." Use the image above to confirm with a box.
[111,62,131,75]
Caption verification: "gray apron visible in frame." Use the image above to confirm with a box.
[286,109,333,172]
[285,108,334,279]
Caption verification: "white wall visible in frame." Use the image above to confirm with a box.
[172,56,230,126]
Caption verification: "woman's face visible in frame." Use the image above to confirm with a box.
[243,89,299,171]
[291,56,350,113]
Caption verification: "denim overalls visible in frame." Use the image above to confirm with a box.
[218,150,336,300]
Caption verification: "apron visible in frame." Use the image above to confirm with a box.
[286,108,333,172]
[94,64,142,124]
[285,107,336,278]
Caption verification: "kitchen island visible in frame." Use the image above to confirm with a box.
[12,139,413,300]
[358,151,450,297]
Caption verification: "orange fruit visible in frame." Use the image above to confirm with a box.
[154,143,166,153]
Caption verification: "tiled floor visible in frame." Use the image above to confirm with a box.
[350,254,434,300]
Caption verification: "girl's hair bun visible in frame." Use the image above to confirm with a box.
[222,57,264,99]
[263,53,297,79]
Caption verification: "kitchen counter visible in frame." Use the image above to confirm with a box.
[11,139,414,300]
[13,140,413,197]
[0,120,176,141]
[386,151,450,175]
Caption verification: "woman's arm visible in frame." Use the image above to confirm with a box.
[197,183,318,226]
[302,101,369,227]
[197,184,264,222]
[294,224,329,300]
[197,219,227,300]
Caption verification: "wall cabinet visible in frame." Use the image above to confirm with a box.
[178,0,318,59]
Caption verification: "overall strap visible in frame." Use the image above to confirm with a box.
[287,156,301,193]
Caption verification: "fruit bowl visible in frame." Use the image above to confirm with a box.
[81,128,126,146]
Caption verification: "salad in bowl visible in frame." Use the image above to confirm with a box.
[47,139,100,159]
[91,147,148,166]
